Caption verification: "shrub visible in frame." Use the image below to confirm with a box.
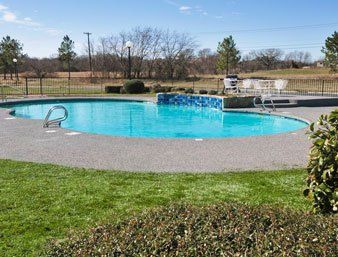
[151,83,165,93]
[199,89,208,94]
[46,203,338,257]
[162,86,173,92]
[304,110,338,214]
[119,87,126,94]
[123,80,145,94]
[184,88,194,94]
[175,87,186,92]
[104,86,122,94]
[208,90,218,95]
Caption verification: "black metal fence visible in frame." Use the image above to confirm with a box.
[1,77,338,97]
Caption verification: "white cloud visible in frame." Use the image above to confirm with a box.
[179,6,191,11]
[0,3,7,11]
[179,6,192,14]
[0,4,61,35]
[3,10,16,22]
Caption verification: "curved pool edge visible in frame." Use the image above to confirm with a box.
[1,100,337,172]
[0,96,310,139]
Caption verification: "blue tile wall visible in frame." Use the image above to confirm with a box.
[157,93,223,110]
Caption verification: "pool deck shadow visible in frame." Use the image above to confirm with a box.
[0,96,337,172]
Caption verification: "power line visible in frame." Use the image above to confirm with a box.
[239,42,322,49]
[195,22,338,35]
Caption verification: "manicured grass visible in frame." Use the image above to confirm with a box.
[0,159,309,256]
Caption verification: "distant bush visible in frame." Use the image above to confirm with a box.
[175,87,186,92]
[119,87,126,94]
[123,80,145,94]
[304,110,338,214]
[208,90,218,95]
[104,86,122,94]
[184,88,194,94]
[151,83,165,93]
[199,89,208,94]
[162,86,173,92]
[46,204,338,257]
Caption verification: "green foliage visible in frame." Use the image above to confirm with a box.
[304,109,338,214]
[58,35,76,78]
[0,35,24,77]
[151,83,165,93]
[104,86,122,93]
[217,35,241,75]
[46,203,338,257]
[199,89,208,94]
[0,159,308,256]
[208,90,218,95]
[123,79,145,93]
[322,31,338,72]
[184,88,194,94]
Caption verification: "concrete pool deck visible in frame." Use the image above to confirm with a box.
[0,96,337,172]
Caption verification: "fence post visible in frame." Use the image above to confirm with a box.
[39,77,43,95]
[25,77,28,95]
[321,80,325,96]
[101,77,103,95]
[68,78,71,95]
[217,79,220,92]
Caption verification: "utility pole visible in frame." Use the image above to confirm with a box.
[83,32,93,77]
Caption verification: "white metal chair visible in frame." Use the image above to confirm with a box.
[274,79,288,94]
[223,78,239,93]
[242,79,253,93]
[252,80,262,94]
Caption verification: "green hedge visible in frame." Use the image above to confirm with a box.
[123,80,145,94]
[104,86,122,94]
[46,204,338,256]
[305,109,338,214]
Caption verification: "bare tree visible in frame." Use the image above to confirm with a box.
[285,51,312,68]
[250,48,284,70]
[161,30,196,79]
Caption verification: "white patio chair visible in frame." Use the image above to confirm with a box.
[274,79,288,94]
[242,79,253,93]
[223,78,239,93]
[253,80,261,95]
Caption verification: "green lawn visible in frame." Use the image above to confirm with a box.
[0,159,310,256]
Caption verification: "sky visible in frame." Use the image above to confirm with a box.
[0,0,337,60]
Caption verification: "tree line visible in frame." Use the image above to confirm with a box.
[0,27,337,80]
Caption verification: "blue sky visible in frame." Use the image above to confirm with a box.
[0,0,337,60]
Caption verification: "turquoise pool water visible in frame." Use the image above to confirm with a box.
[3,99,308,138]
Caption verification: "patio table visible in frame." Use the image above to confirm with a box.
[257,80,276,94]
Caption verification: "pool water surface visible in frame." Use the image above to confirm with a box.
[4,99,308,138]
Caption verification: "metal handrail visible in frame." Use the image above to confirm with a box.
[253,95,276,112]
[43,105,68,128]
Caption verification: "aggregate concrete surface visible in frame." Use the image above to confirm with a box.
[0,96,337,172]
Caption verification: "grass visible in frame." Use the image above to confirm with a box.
[0,159,310,256]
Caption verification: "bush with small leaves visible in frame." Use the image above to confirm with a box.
[46,203,338,257]
[208,90,218,95]
[184,88,194,94]
[123,80,145,94]
[151,83,165,93]
[175,87,186,92]
[104,86,122,94]
[304,109,338,214]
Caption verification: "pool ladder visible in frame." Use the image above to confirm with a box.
[253,95,276,112]
[43,105,68,128]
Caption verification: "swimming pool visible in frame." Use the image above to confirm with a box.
[3,99,308,138]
